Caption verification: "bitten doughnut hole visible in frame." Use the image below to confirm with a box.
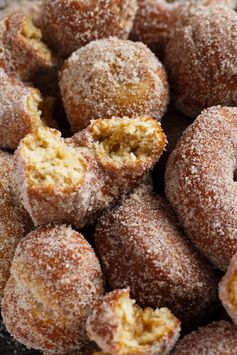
[21,16,52,63]
[26,89,43,127]
[91,117,165,168]
[115,292,178,351]
[87,289,180,354]
[21,128,86,192]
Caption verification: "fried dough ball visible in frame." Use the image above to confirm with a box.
[0,150,32,300]
[87,289,181,355]
[59,38,169,132]
[15,116,166,227]
[131,0,237,57]
[0,69,55,150]
[172,321,237,354]
[42,0,138,58]
[0,1,43,28]
[1,225,105,353]
[95,184,218,325]
[0,13,55,81]
[165,106,237,271]
[219,252,237,324]
[165,6,237,118]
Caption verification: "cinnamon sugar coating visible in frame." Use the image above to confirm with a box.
[15,117,166,227]
[172,321,237,354]
[219,252,237,324]
[59,37,169,132]
[95,184,218,325]
[165,6,237,118]
[131,0,237,56]
[1,225,104,353]
[0,13,55,81]
[0,150,32,299]
[165,106,237,271]
[87,289,181,355]
[0,1,43,28]
[0,69,45,150]
[42,0,138,58]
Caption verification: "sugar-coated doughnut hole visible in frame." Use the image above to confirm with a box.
[165,6,237,117]
[131,0,237,56]
[1,13,55,80]
[1,225,104,352]
[42,0,138,57]
[0,0,43,28]
[90,116,166,169]
[60,38,169,132]
[87,289,180,354]
[21,128,86,192]
[172,321,237,354]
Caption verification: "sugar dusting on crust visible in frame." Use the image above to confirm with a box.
[59,37,169,132]
[165,106,237,271]
[42,0,138,57]
[131,0,237,55]
[0,12,55,81]
[95,184,218,325]
[0,68,44,150]
[0,150,32,300]
[165,6,237,117]
[172,321,237,354]
[0,0,43,28]
[1,225,104,352]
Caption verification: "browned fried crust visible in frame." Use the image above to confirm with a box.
[165,106,237,270]
[95,184,218,325]
[1,225,104,352]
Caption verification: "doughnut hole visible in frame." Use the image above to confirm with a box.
[234,169,237,182]
[115,292,179,352]
[21,128,86,192]
[21,16,53,63]
[91,117,166,169]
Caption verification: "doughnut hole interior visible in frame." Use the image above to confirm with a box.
[115,292,179,352]
[228,274,237,309]
[21,17,53,62]
[26,89,44,128]
[91,117,164,168]
[234,169,237,182]
[27,92,56,130]
[21,128,86,191]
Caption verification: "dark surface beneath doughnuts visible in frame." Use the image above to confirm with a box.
[0,317,40,354]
